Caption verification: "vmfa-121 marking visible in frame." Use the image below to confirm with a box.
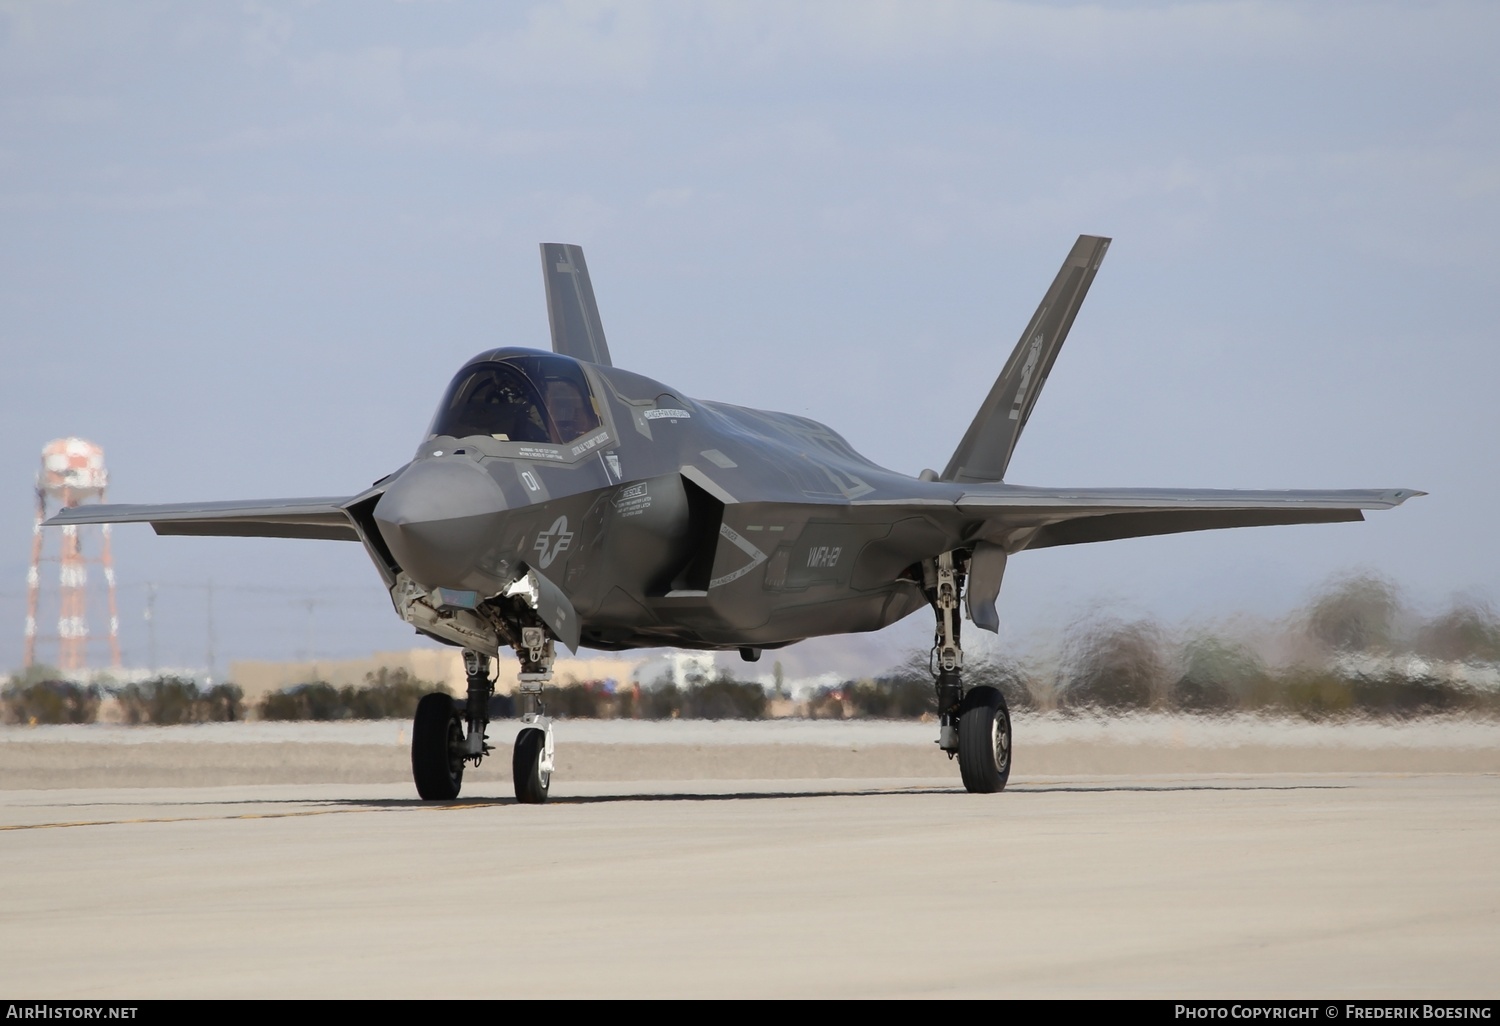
[51,237,1422,801]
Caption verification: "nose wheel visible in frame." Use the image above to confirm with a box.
[512,625,556,804]
[513,725,553,804]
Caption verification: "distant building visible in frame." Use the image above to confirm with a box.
[631,651,718,690]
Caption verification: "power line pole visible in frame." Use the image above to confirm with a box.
[205,577,216,685]
[144,583,158,674]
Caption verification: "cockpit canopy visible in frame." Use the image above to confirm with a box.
[428,352,602,445]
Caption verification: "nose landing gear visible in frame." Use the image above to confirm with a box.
[511,626,556,805]
[409,630,557,804]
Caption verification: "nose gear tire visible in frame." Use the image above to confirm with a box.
[513,727,551,805]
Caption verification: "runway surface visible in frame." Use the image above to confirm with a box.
[1,719,1497,998]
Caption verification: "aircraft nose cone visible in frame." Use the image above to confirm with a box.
[374,458,508,590]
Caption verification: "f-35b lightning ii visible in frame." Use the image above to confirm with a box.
[50,237,1421,802]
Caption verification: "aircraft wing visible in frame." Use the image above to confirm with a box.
[954,485,1423,550]
[45,497,361,541]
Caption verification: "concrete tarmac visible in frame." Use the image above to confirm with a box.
[1,720,1497,998]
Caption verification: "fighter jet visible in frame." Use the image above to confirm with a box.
[50,237,1421,802]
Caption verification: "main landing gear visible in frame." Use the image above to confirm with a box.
[410,630,557,804]
[928,551,1012,793]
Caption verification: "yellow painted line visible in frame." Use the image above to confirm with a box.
[1,801,508,832]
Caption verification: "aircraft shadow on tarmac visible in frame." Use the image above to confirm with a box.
[55,780,1346,813]
[12,781,1351,832]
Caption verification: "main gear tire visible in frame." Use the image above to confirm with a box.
[957,685,1011,794]
[412,692,465,800]
[513,727,551,805]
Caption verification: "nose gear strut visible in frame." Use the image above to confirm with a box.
[512,626,556,804]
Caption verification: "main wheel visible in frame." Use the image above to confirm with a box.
[513,727,551,805]
[412,692,465,800]
[957,685,1011,793]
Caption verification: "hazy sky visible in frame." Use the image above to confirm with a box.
[2,1,1497,679]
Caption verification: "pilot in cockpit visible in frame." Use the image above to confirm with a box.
[546,380,590,442]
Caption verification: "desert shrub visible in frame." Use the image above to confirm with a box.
[845,674,934,718]
[258,682,343,721]
[114,676,200,725]
[805,685,850,719]
[547,682,612,718]
[1272,668,1355,719]
[1170,636,1268,713]
[257,668,448,721]
[637,683,682,719]
[2,679,100,724]
[682,673,767,719]
[1060,617,1169,711]
[1414,599,1500,663]
[621,674,765,719]
[1303,573,1402,654]
[111,677,244,724]
[1345,669,1461,718]
[199,683,243,721]
[342,668,430,719]
[965,656,1035,711]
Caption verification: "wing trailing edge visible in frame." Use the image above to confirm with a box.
[45,497,361,541]
[942,234,1111,484]
[540,243,612,367]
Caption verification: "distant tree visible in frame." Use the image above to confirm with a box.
[113,676,201,725]
[1413,599,1500,663]
[1170,636,1267,712]
[1,679,99,724]
[1059,617,1169,711]
[1303,572,1402,654]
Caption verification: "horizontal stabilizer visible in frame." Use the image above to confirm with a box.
[943,234,1111,484]
[46,497,360,541]
[541,243,612,367]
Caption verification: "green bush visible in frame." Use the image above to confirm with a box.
[114,676,197,725]
[681,673,766,719]
[1303,573,1401,654]
[343,668,430,719]
[1414,600,1500,663]
[256,667,443,721]
[200,683,244,722]
[1170,637,1268,713]
[112,677,244,724]
[1060,618,1169,711]
[2,679,100,724]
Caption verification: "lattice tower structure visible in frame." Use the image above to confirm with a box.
[25,438,121,673]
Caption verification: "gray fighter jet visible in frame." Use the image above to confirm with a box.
[50,237,1422,802]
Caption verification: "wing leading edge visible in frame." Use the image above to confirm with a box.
[45,497,361,541]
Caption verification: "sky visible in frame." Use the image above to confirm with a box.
[1,1,1497,681]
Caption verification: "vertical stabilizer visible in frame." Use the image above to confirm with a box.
[540,243,613,367]
[941,234,1110,483]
